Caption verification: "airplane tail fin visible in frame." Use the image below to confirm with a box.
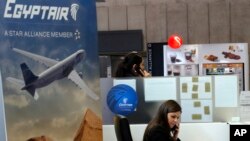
[20,63,38,85]
[26,86,39,100]
[20,63,39,100]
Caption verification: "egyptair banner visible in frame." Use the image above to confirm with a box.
[0,0,102,141]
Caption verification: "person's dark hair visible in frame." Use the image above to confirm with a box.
[115,52,143,77]
[143,100,182,141]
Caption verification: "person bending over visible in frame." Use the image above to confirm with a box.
[143,100,182,141]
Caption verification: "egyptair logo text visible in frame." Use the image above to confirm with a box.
[3,0,79,21]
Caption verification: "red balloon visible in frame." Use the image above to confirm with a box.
[168,34,183,49]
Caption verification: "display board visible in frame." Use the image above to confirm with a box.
[155,43,249,91]
[0,0,102,141]
[147,42,166,76]
[101,75,240,124]
[199,43,247,91]
[180,76,213,122]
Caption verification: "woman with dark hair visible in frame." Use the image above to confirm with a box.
[143,100,182,141]
[115,52,151,77]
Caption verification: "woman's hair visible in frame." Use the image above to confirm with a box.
[154,100,181,126]
[143,100,182,140]
[115,52,143,77]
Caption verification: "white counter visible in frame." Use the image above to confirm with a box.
[103,122,229,141]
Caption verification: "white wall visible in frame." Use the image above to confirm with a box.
[103,123,229,141]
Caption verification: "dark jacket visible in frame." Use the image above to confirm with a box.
[143,125,181,141]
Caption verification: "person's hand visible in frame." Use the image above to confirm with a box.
[132,64,151,77]
[138,69,151,77]
[172,123,180,141]
[142,70,151,77]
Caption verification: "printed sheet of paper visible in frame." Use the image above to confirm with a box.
[214,75,238,107]
[240,91,250,122]
[144,77,177,101]
[113,79,136,91]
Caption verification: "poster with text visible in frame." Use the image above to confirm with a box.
[0,0,102,141]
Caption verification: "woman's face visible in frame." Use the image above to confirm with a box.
[167,111,181,128]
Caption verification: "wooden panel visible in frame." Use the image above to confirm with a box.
[167,3,188,44]
[127,6,145,30]
[97,7,109,31]
[186,0,211,3]
[127,5,146,50]
[188,3,209,44]
[145,0,168,4]
[209,1,230,43]
[102,0,145,6]
[146,4,167,42]
[109,6,128,30]
[119,0,145,6]
[230,2,250,83]
[231,2,250,43]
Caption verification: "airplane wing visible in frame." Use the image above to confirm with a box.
[68,70,99,100]
[6,77,39,100]
[12,48,58,67]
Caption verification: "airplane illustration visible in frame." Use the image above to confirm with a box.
[6,48,99,101]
